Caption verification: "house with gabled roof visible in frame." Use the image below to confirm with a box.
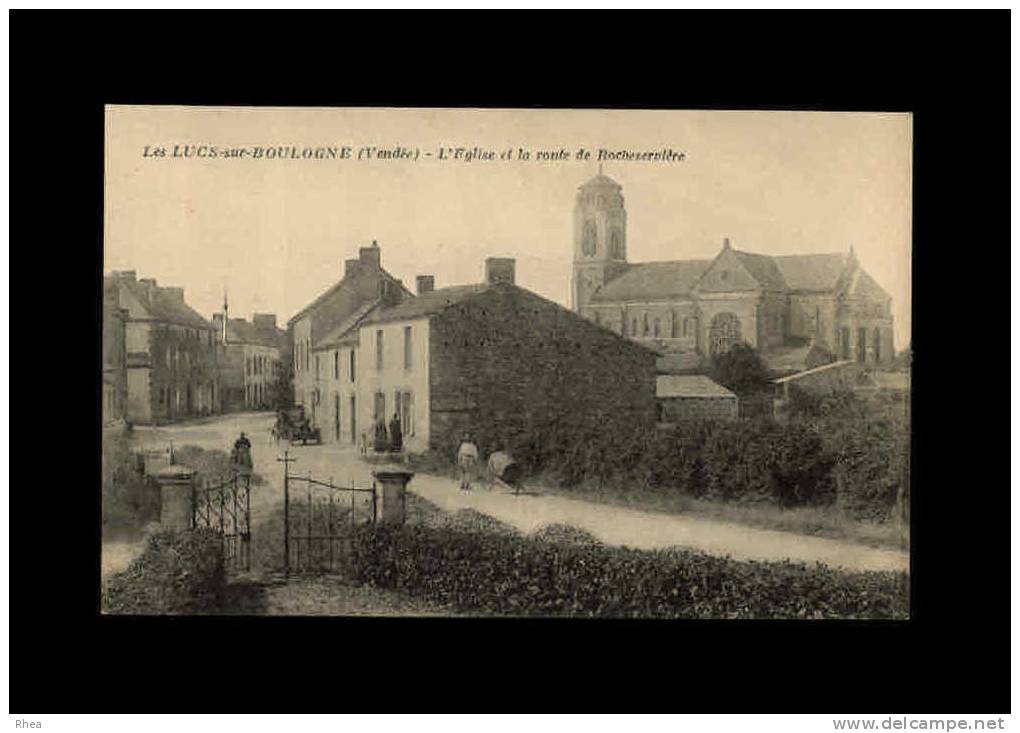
[105,270,222,424]
[330,256,659,454]
[211,300,288,412]
[570,172,895,374]
[288,240,413,429]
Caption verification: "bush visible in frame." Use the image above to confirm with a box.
[530,524,601,545]
[103,435,160,539]
[102,528,226,614]
[344,523,908,619]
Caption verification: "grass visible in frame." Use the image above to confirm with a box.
[537,478,908,551]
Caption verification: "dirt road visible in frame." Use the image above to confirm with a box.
[117,412,909,574]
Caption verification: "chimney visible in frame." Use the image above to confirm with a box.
[359,240,381,270]
[344,258,360,278]
[722,237,731,251]
[416,275,435,295]
[484,257,516,286]
[138,277,158,302]
[164,286,184,302]
[253,313,277,330]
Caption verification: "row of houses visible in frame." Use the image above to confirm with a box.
[102,272,288,426]
[286,241,694,453]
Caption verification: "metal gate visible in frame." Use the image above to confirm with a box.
[278,450,376,575]
[191,472,252,572]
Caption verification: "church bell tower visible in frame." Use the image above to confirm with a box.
[571,166,627,313]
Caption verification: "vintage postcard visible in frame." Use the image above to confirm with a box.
[101,106,911,618]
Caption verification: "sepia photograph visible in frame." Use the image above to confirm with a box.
[100,105,912,619]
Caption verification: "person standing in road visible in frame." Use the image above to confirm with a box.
[388,412,403,453]
[457,433,479,491]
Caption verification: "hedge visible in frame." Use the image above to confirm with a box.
[345,524,909,619]
[428,388,908,521]
[102,528,226,615]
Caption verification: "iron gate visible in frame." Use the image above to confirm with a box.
[278,450,377,575]
[191,472,252,572]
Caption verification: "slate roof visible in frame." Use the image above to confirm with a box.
[313,299,381,349]
[116,278,211,329]
[656,375,736,399]
[361,284,489,325]
[589,260,712,303]
[287,266,411,325]
[771,253,851,292]
[226,318,286,348]
[732,250,789,291]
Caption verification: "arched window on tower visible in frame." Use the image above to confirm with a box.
[643,313,650,337]
[671,312,679,338]
[582,220,597,256]
[610,229,623,259]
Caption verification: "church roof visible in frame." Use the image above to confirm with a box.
[771,253,851,292]
[732,250,789,291]
[579,172,622,190]
[589,260,712,303]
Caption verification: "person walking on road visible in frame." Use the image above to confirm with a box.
[457,433,479,492]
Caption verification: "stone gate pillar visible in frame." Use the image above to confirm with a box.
[154,464,197,531]
[371,469,415,525]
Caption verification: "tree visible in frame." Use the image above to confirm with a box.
[709,343,772,396]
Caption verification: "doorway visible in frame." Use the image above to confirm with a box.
[334,393,341,442]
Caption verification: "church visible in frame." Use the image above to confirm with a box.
[570,170,896,373]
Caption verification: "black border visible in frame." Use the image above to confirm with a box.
[10,9,1009,713]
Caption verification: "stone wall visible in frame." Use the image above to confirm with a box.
[428,285,658,453]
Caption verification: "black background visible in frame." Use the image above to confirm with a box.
[9,9,1009,713]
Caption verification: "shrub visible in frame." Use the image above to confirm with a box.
[102,528,225,614]
[530,524,601,545]
[344,524,908,619]
[102,435,160,539]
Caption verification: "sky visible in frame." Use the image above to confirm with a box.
[105,106,912,349]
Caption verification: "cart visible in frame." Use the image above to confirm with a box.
[485,451,525,495]
[274,407,322,446]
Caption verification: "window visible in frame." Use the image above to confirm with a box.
[404,326,413,370]
[315,355,320,379]
[653,318,661,338]
[374,391,385,422]
[334,351,339,379]
[671,314,679,338]
[643,313,650,337]
[632,318,638,335]
[349,349,356,382]
[873,327,882,363]
[166,347,172,369]
[376,330,384,370]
